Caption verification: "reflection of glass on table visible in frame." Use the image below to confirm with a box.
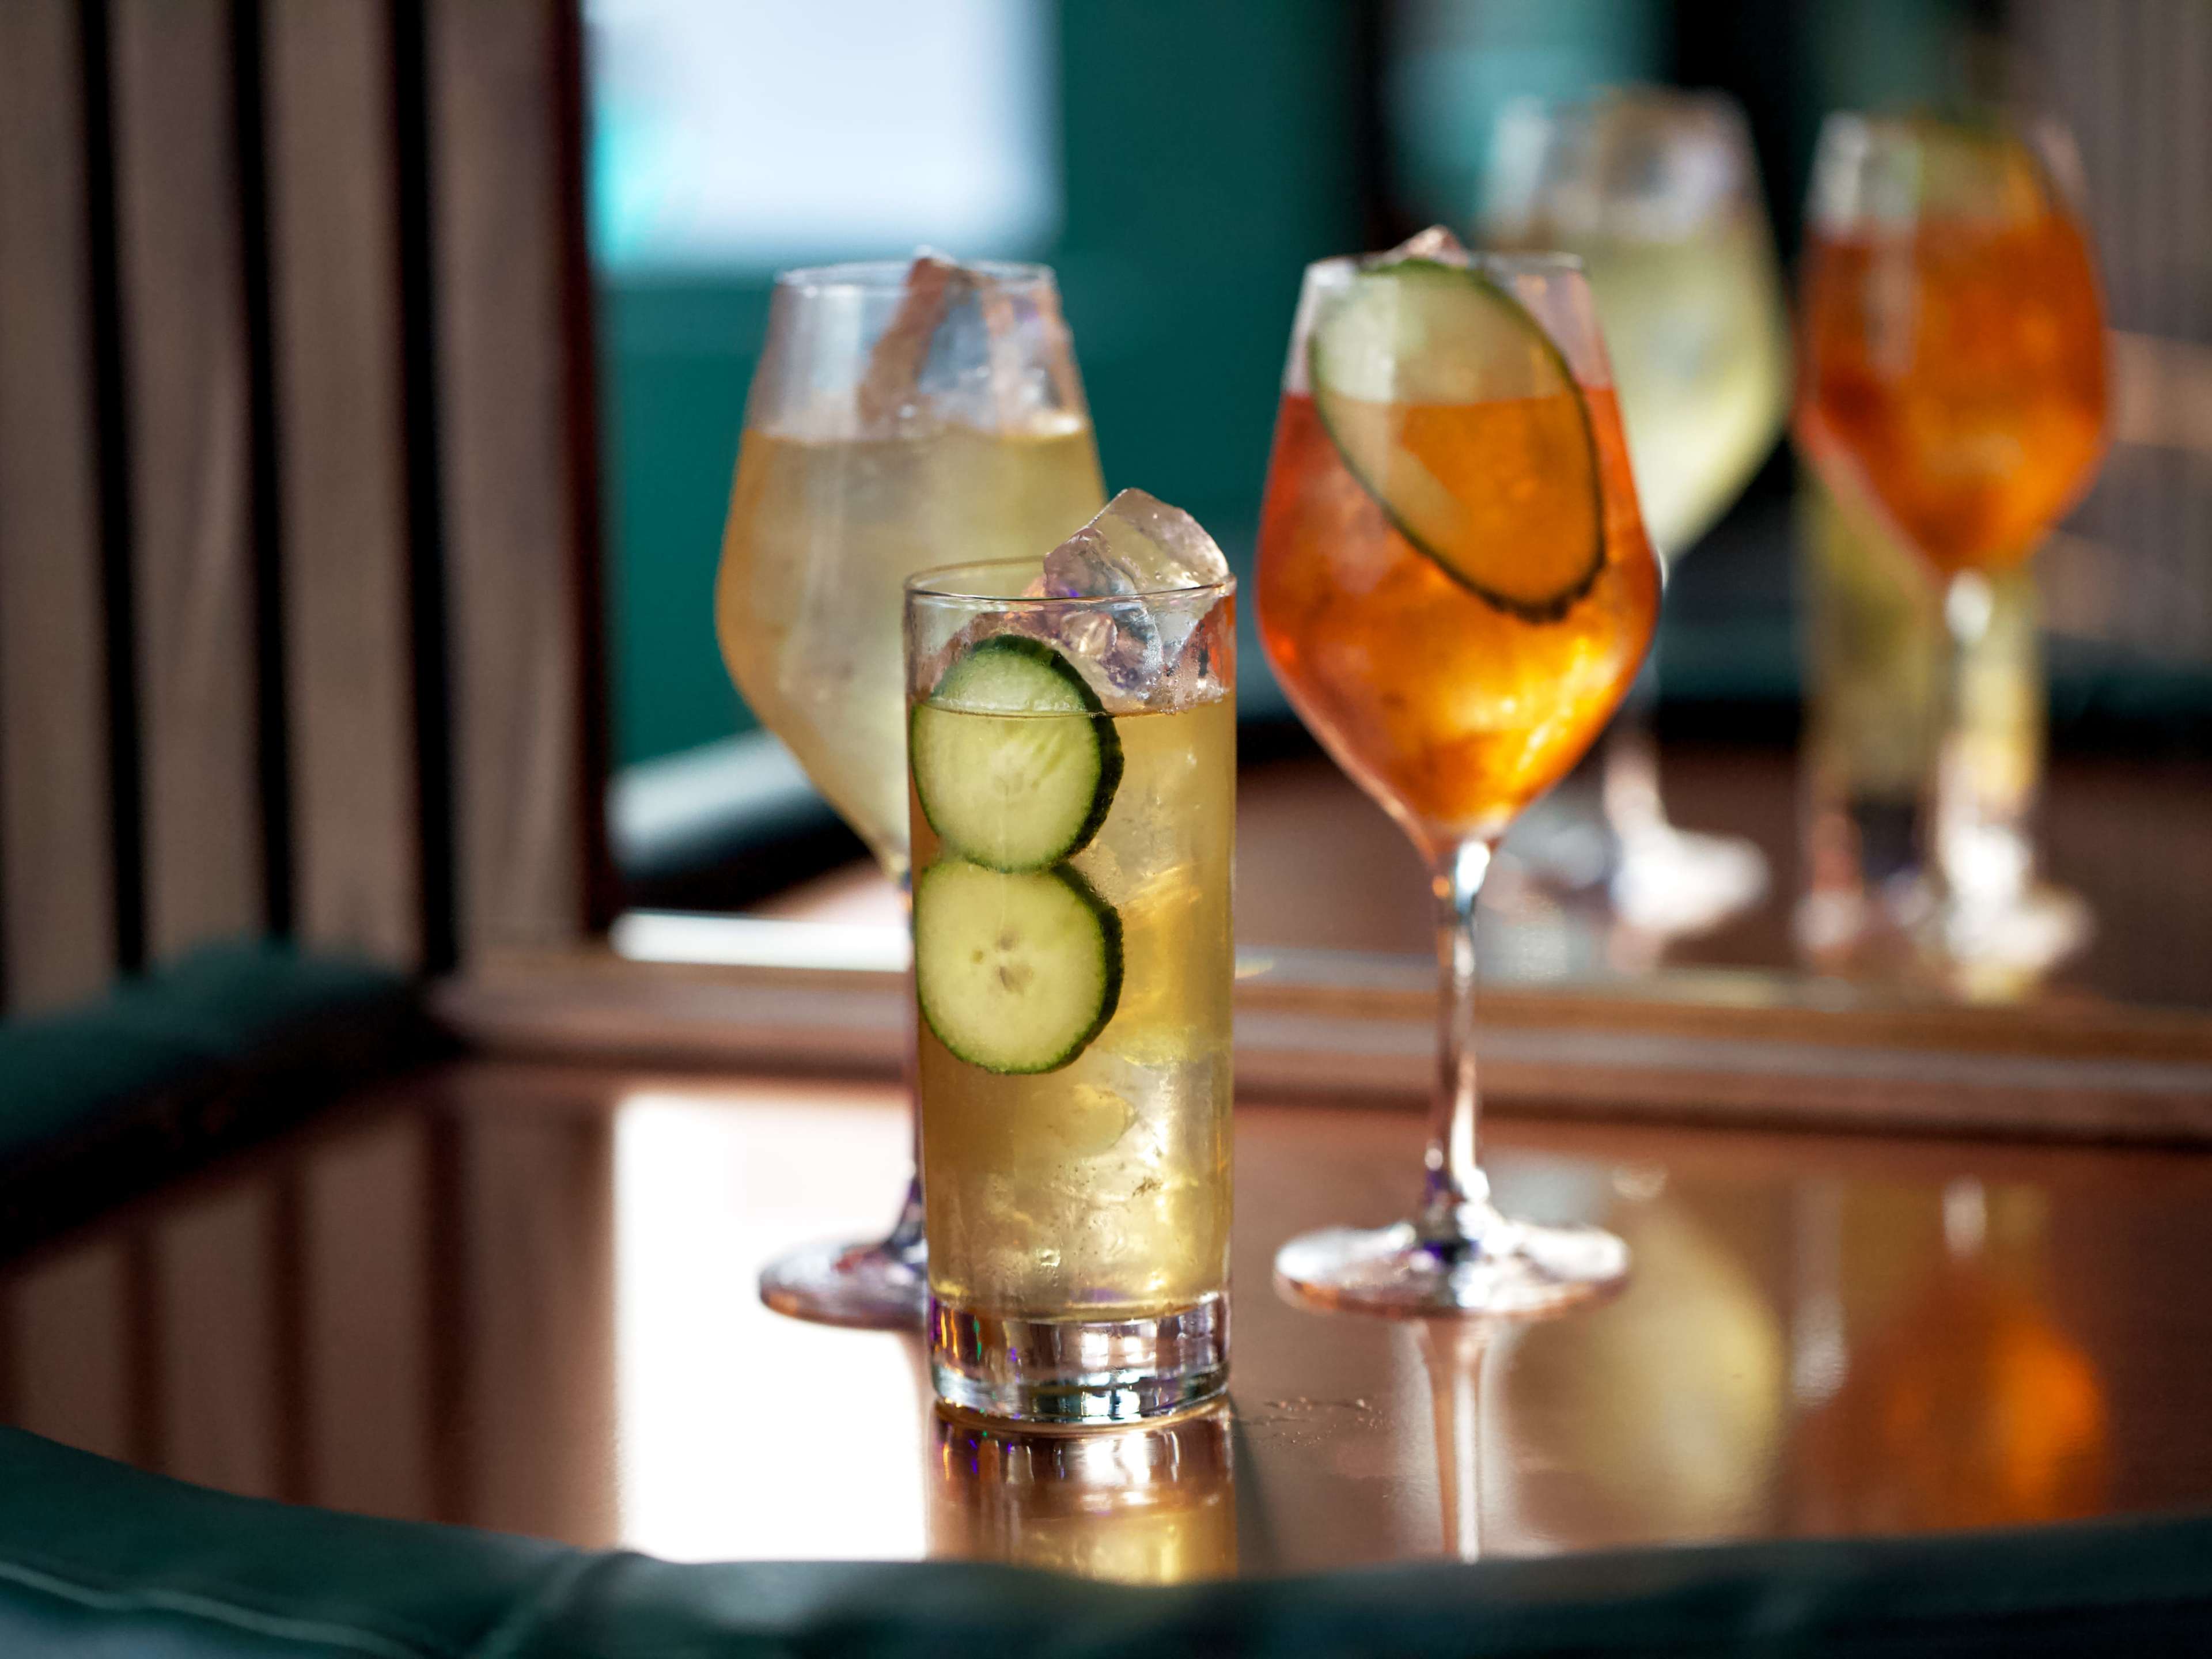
[928,1404,1236,1584]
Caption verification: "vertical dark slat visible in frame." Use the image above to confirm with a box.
[84,0,149,980]
[392,0,459,974]
[266,0,422,965]
[549,0,616,934]
[231,0,293,940]
[0,0,120,1010]
[110,0,266,961]
[427,0,600,959]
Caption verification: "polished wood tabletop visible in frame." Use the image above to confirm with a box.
[3,1058,2207,1582]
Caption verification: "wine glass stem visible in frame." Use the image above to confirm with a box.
[887,873,925,1257]
[1930,569,2005,910]
[1425,838,1495,1221]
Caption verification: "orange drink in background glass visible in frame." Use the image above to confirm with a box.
[1259,234,1658,1316]
[1794,113,2109,970]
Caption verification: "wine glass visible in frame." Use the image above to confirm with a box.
[716,257,1104,1325]
[1483,88,1791,938]
[1257,233,1660,1314]
[1794,113,2108,972]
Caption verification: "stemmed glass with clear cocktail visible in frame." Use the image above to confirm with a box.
[1483,89,1791,938]
[1259,232,1659,1314]
[717,257,1104,1325]
[1794,113,2108,971]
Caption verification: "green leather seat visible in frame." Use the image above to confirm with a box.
[2,1426,2209,1656]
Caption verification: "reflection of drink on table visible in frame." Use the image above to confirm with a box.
[929,1406,1237,1584]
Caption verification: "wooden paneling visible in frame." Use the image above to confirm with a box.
[6,1239,134,1463]
[428,0,604,959]
[153,1183,283,1500]
[109,0,266,961]
[453,1088,617,1545]
[301,1115,433,1520]
[265,0,421,965]
[0,0,118,1012]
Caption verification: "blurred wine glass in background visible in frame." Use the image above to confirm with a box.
[1482,88,1791,941]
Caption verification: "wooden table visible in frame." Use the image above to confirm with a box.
[5,1056,2207,1581]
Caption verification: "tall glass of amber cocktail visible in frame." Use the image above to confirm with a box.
[906,496,1234,1421]
[1259,233,1659,1315]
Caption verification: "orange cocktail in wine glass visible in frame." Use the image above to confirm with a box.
[1796,113,2108,964]
[1259,231,1658,1315]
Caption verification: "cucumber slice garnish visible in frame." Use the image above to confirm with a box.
[1309,257,1605,623]
[911,635,1122,872]
[914,859,1123,1074]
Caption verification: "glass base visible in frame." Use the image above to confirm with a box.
[1611,824,1770,937]
[759,1187,927,1328]
[929,1293,1228,1426]
[1274,1206,1628,1318]
[1925,881,2092,979]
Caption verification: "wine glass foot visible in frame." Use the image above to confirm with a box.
[1610,824,1768,937]
[1924,881,2093,986]
[759,1233,927,1329]
[1275,1207,1628,1319]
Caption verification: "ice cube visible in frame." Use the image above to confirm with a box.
[1042,490,1232,702]
[855,250,1037,435]
[1048,488,1232,595]
[856,251,963,433]
[1382,224,1473,267]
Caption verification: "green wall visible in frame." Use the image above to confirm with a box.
[596,0,1366,766]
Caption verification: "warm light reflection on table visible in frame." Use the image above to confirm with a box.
[2,1060,2209,1580]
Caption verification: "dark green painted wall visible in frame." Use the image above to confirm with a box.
[595,1,1365,765]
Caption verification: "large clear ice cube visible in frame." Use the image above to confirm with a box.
[1042,488,1232,705]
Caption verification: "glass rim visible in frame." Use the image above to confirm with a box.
[1303,248,1588,283]
[774,258,1056,297]
[906,555,1234,607]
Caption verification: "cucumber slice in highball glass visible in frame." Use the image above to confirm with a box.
[914,859,1124,1074]
[911,635,1122,872]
